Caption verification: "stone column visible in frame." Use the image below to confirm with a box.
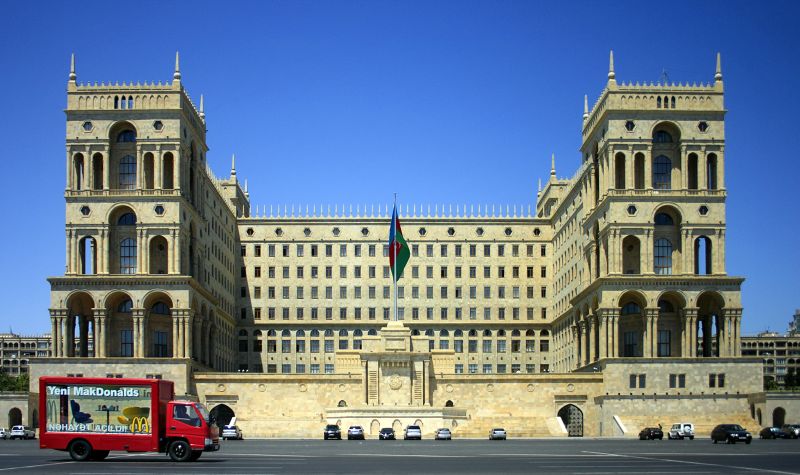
[588,315,597,364]
[598,312,608,360]
[174,150,182,194]
[698,149,708,190]
[155,148,163,190]
[65,229,73,274]
[136,147,143,190]
[185,310,194,360]
[578,320,587,367]
[612,313,620,358]
[734,310,742,357]
[717,147,726,189]
[571,325,580,370]
[103,151,110,190]
[626,149,635,190]
[680,145,688,190]
[132,308,146,358]
[645,145,653,189]
[136,229,145,274]
[643,229,653,274]
[93,308,108,358]
[49,309,66,357]
[649,308,659,357]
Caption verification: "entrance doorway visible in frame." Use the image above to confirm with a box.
[209,404,235,427]
[558,404,584,437]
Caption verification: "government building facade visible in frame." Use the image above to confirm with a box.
[30,52,771,438]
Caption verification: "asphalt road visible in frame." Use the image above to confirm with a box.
[1,437,800,474]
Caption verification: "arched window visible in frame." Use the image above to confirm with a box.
[281,329,291,337]
[117,212,136,225]
[73,154,84,190]
[117,130,136,143]
[658,300,675,313]
[324,329,333,337]
[238,329,247,337]
[654,213,674,226]
[127,96,133,109]
[670,96,676,109]
[152,302,170,315]
[310,329,319,337]
[656,96,662,108]
[114,96,119,109]
[653,131,672,143]
[654,238,673,275]
[511,329,520,337]
[695,236,713,275]
[339,329,348,337]
[483,329,492,337]
[117,299,133,313]
[621,302,641,315]
[296,329,306,337]
[468,329,477,337]
[454,329,463,337]
[119,155,136,190]
[120,238,137,274]
[267,330,277,337]
[353,329,363,337]
[439,329,449,337]
[653,156,672,189]
[367,329,377,336]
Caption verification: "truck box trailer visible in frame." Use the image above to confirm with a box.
[39,376,219,461]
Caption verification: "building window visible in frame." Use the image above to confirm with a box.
[658,330,671,357]
[669,373,686,389]
[654,238,673,275]
[153,331,169,357]
[120,330,133,357]
[624,331,638,357]
[120,238,137,274]
[653,155,672,189]
[629,373,646,388]
[119,155,136,189]
[709,373,726,388]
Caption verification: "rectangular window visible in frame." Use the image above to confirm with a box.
[498,267,505,278]
[267,245,273,257]
[484,266,491,278]
[498,245,504,257]
[324,340,334,352]
[497,364,507,374]
[469,245,477,257]
[658,330,671,357]
[369,266,376,278]
[469,266,477,278]
[296,364,306,374]
[255,245,262,257]
[483,364,492,374]
[153,331,168,357]
[340,266,347,278]
[282,244,289,257]
[624,331,638,357]
[296,340,306,353]
[455,364,464,374]
[297,244,304,257]
[254,307,262,320]
[369,244,376,257]
[281,340,291,353]
[454,340,463,353]
[354,244,361,257]
[241,245,247,257]
[468,364,478,374]
[310,340,320,353]
[340,286,347,298]
[325,244,333,257]
[296,266,304,278]
[310,364,320,374]
[497,340,506,353]
[440,308,448,319]
[412,266,419,278]
[468,340,478,353]
[540,286,547,298]
[482,340,492,353]
[324,364,334,374]
[384,266,391,278]
[539,340,549,352]
[540,245,547,257]
[411,245,419,257]
[440,286,448,298]
[311,245,318,257]
[484,244,491,257]
[540,266,547,278]
[512,245,519,257]
[441,266,448,278]
[426,244,434,257]
[340,244,347,257]
[383,245,389,257]
[354,266,361,278]
[440,244,448,257]
[455,245,462,257]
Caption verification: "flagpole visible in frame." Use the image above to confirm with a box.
[393,193,398,323]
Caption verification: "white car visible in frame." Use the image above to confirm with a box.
[9,425,35,440]
[489,428,507,440]
[404,425,422,440]
[667,422,695,440]
[221,424,243,440]
[0,428,7,439]
[347,425,365,440]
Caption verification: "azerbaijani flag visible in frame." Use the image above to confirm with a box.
[388,204,410,280]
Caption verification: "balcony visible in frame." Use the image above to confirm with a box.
[66,189,182,198]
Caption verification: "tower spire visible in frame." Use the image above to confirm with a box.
[550,153,556,179]
[199,94,205,120]
[69,53,76,82]
[608,50,616,83]
[714,52,723,82]
[583,94,589,121]
[230,153,236,178]
[173,51,181,81]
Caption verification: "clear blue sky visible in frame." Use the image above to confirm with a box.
[1,0,797,335]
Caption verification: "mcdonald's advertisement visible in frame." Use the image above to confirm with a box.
[44,384,153,435]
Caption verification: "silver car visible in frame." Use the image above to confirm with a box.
[435,428,452,440]
[347,425,365,440]
[222,424,243,440]
[489,428,507,440]
[9,425,35,440]
[404,425,422,440]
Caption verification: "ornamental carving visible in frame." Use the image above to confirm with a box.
[389,374,403,390]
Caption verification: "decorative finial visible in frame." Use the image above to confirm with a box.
[230,153,236,177]
[714,52,722,82]
[199,94,205,119]
[550,153,556,178]
[244,179,249,194]
[608,50,616,82]
[69,53,76,82]
[583,94,589,121]
[173,51,181,81]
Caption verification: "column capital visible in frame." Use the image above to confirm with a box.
[49,308,68,318]
[644,307,659,318]
[597,307,618,318]
[681,307,699,318]
[132,308,147,318]
[571,324,578,336]
[92,307,109,318]
[722,307,743,318]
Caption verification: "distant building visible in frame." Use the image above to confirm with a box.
[788,309,800,336]
[0,333,51,376]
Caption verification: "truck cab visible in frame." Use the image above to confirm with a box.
[164,401,220,460]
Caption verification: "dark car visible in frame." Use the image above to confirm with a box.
[711,424,752,444]
[638,427,664,440]
[760,426,791,439]
[780,424,800,438]
[323,424,342,440]
[379,428,396,440]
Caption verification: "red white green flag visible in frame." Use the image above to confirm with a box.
[388,204,410,280]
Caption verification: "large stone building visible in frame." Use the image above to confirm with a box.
[31,52,771,437]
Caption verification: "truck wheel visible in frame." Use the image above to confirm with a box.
[68,439,92,461]
[168,440,192,462]
[89,450,109,461]
[189,451,202,461]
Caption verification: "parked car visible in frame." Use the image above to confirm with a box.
[435,428,452,440]
[347,425,365,440]
[0,428,6,440]
[221,424,243,440]
[404,425,422,440]
[323,424,342,440]
[667,422,695,440]
[378,428,395,440]
[760,426,791,439]
[639,427,664,440]
[780,424,800,438]
[8,425,35,440]
[489,428,507,440]
[711,424,752,444]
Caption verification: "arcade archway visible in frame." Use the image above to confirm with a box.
[558,404,584,437]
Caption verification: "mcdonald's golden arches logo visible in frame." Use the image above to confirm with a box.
[129,416,150,434]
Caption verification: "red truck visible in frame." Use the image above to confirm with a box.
[39,376,219,462]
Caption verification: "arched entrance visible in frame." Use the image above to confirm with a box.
[8,408,22,427]
[558,404,583,437]
[773,407,786,428]
[209,404,235,427]
[370,419,380,435]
